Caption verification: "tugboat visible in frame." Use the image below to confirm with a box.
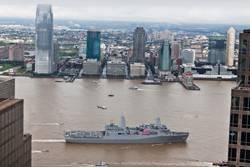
[64,116,189,144]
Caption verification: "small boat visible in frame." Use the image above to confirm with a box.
[55,80,63,83]
[142,79,162,85]
[129,86,139,90]
[96,161,108,167]
[97,106,107,110]
[108,94,114,97]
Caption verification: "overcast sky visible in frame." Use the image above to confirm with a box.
[0,0,250,24]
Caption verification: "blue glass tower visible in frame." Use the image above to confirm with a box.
[86,30,101,60]
[159,40,171,71]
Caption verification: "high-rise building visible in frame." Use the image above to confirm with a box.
[130,63,146,78]
[208,36,226,65]
[181,49,195,65]
[191,42,203,60]
[9,44,24,61]
[86,30,101,61]
[226,27,236,66]
[131,27,146,63]
[228,30,250,167]
[171,41,180,60]
[159,40,171,71]
[35,4,55,74]
[0,78,32,167]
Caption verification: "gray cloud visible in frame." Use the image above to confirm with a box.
[0,0,249,24]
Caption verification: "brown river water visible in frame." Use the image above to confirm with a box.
[14,77,235,167]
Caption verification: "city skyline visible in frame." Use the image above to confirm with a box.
[0,0,250,24]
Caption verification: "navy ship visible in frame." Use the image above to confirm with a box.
[64,116,189,144]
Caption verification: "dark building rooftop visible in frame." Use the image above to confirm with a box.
[243,29,250,33]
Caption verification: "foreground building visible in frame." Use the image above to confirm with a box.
[228,29,250,167]
[131,27,146,63]
[35,4,55,74]
[0,78,32,167]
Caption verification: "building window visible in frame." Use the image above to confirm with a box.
[248,76,250,85]
[240,39,247,54]
[229,148,237,161]
[242,115,250,128]
[231,97,240,110]
[241,132,250,146]
[241,58,246,71]
[243,97,250,111]
[240,149,250,163]
[229,131,238,144]
[241,75,246,84]
[230,114,239,127]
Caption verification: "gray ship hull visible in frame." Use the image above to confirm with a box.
[65,133,188,144]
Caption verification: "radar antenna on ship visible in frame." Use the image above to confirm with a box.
[119,114,126,129]
[155,117,161,127]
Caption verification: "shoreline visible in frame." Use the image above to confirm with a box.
[0,74,237,82]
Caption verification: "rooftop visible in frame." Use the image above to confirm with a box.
[0,99,23,113]
[0,77,14,83]
[234,86,250,91]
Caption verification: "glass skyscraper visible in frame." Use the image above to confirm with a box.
[86,30,101,61]
[159,40,171,71]
[35,4,55,74]
[208,36,226,65]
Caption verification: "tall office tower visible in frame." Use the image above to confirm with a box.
[159,40,171,71]
[131,27,146,63]
[181,49,195,65]
[208,36,226,65]
[228,30,250,167]
[226,27,236,66]
[86,30,101,61]
[0,78,32,167]
[35,4,55,74]
[171,41,180,60]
